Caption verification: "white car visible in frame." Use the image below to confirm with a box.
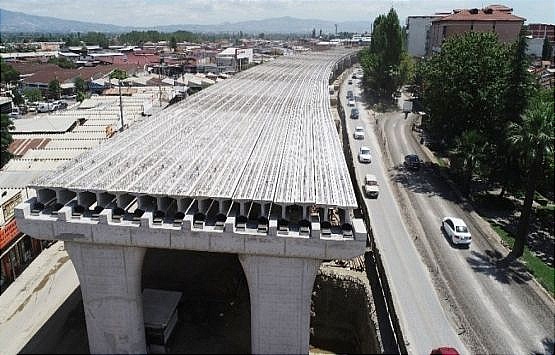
[364,174,379,198]
[353,126,365,139]
[358,146,372,163]
[442,217,472,246]
[348,99,356,107]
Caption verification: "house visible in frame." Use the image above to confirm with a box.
[216,48,253,73]
[428,4,525,55]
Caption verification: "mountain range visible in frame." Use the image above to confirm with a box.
[0,8,370,34]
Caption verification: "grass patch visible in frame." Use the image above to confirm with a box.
[491,224,555,296]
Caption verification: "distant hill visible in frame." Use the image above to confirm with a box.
[0,8,129,33]
[0,8,370,34]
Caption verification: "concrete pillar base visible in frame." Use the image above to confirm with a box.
[65,241,147,354]
[239,254,320,354]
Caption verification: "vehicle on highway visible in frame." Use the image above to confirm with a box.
[348,79,353,85]
[348,99,356,107]
[350,108,359,119]
[358,146,372,163]
[430,347,460,355]
[353,126,365,139]
[364,174,379,198]
[441,217,472,246]
[404,154,421,171]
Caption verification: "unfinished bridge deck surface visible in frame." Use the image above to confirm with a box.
[32,50,357,210]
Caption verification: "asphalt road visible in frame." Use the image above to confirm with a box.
[340,69,467,355]
[378,100,555,355]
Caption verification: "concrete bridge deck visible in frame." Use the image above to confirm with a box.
[16,49,366,355]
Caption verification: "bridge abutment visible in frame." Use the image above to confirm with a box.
[65,241,147,354]
[239,254,320,354]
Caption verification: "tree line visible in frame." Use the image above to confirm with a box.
[416,30,554,260]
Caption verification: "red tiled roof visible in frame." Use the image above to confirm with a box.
[434,4,525,22]
[12,62,146,85]
[8,138,51,157]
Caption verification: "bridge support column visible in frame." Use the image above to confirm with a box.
[238,254,320,354]
[65,241,146,354]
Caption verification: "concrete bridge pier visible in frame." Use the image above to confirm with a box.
[239,254,320,354]
[65,241,147,354]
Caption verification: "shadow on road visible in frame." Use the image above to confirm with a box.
[466,249,532,285]
[389,164,472,212]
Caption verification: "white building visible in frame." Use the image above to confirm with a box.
[216,48,254,73]
[406,15,444,58]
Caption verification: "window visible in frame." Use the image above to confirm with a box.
[456,226,469,233]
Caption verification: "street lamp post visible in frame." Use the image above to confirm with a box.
[118,79,124,132]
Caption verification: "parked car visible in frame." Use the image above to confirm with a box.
[346,90,353,99]
[404,154,421,170]
[348,79,353,85]
[358,146,372,163]
[364,174,379,198]
[350,108,359,119]
[441,217,472,246]
[352,74,357,79]
[348,99,356,107]
[353,126,365,139]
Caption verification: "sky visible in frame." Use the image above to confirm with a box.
[0,0,553,27]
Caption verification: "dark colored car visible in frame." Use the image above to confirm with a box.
[350,108,359,119]
[404,154,421,170]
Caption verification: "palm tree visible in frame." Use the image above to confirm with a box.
[1,113,15,168]
[505,99,554,260]
[454,129,487,194]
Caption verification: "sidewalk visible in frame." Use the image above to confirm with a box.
[0,241,79,355]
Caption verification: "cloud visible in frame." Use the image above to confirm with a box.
[0,0,553,26]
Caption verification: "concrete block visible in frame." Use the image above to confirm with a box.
[131,227,170,249]
[209,233,245,253]
[54,221,93,242]
[284,236,326,259]
[324,239,366,260]
[93,224,132,245]
[244,235,285,256]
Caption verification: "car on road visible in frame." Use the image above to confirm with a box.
[353,126,365,139]
[348,79,353,85]
[358,146,372,163]
[346,90,353,99]
[404,154,421,170]
[441,217,472,246]
[430,347,460,355]
[364,174,379,198]
[348,99,356,107]
[352,74,357,79]
[350,108,359,119]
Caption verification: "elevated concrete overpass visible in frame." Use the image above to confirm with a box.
[16,49,365,354]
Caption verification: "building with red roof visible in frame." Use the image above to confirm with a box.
[428,4,525,55]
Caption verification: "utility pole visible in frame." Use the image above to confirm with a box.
[158,57,164,107]
[118,79,124,132]
[335,24,338,36]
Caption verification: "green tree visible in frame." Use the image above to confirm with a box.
[311,28,316,38]
[11,89,24,106]
[505,96,554,260]
[170,36,177,51]
[77,91,86,102]
[419,32,509,147]
[109,69,128,80]
[1,114,15,168]
[0,58,20,83]
[74,76,86,93]
[452,130,488,193]
[541,37,553,60]
[48,79,61,99]
[23,88,43,103]
[360,8,403,99]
